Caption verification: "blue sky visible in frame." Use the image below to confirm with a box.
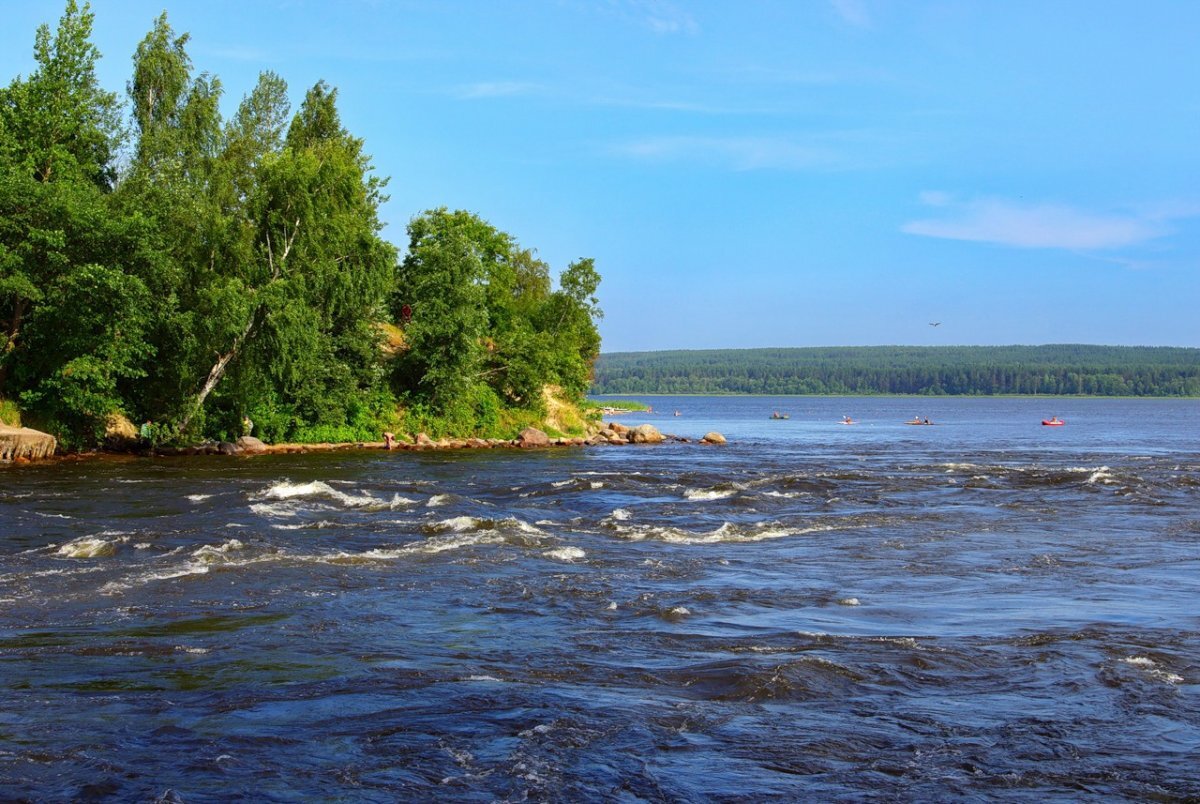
[3,0,1198,351]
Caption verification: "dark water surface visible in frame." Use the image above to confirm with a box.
[3,396,1199,801]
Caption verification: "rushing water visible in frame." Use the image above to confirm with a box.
[2,396,1199,801]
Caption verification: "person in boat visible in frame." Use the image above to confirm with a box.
[911,415,922,424]
[843,415,853,424]
[923,417,931,425]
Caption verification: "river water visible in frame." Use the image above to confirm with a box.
[2,396,1198,801]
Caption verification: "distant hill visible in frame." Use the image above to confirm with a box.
[591,345,1200,396]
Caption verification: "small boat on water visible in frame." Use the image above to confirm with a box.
[770,412,790,420]
[1042,417,1065,426]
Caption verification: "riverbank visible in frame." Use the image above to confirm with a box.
[2,422,727,467]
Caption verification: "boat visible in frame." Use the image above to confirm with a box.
[770,413,790,420]
[840,417,855,425]
[1042,418,1065,426]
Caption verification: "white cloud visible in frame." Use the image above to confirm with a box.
[902,195,1177,250]
[831,0,871,27]
[612,135,841,171]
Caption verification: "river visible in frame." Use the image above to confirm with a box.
[2,396,1198,800]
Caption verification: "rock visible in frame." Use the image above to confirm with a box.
[236,436,267,454]
[217,441,241,455]
[467,438,491,449]
[0,425,57,462]
[608,422,630,435]
[517,427,551,448]
[105,413,139,441]
[701,432,727,445]
[628,424,664,444]
[606,435,626,445]
[414,433,436,448]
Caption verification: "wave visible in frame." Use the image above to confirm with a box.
[684,487,737,502]
[543,546,586,562]
[55,534,126,558]
[1121,655,1183,684]
[258,480,379,508]
[608,521,831,545]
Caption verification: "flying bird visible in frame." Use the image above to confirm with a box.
[929,322,941,327]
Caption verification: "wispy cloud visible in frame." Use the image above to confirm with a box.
[611,136,843,171]
[901,194,1187,251]
[589,0,699,35]
[455,81,543,100]
[831,0,871,28]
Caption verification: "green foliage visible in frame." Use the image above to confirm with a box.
[593,346,1200,397]
[391,209,603,416]
[1,4,602,449]
[585,399,650,411]
[0,397,20,426]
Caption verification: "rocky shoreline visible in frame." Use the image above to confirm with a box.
[158,422,726,457]
[2,421,725,465]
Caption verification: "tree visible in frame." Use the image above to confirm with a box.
[0,1,123,397]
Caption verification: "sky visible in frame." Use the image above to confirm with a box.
[2,0,1198,352]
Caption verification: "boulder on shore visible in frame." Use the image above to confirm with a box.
[236,436,268,454]
[628,424,665,444]
[517,427,551,448]
[0,425,57,462]
[701,432,727,445]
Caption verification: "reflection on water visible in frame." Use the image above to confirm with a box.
[2,397,1199,799]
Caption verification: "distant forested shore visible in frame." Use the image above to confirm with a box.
[592,346,1200,397]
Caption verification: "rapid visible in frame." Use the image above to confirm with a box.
[2,396,1198,800]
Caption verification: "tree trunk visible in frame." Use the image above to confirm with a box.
[177,309,257,435]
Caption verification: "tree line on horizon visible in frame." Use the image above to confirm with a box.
[592,346,1200,397]
[0,2,602,448]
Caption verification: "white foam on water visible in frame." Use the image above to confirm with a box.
[176,646,209,654]
[684,488,736,501]
[272,520,339,531]
[463,674,503,683]
[259,480,379,507]
[186,494,213,502]
[250,502,297,518]
[192,539,245,563]
[612,521,828,545]
[610,508,631,521]
[551,479,573,488]
[543,546,585,562]
[1122,655,1183,684]
[668,606,691,617]
[940,462,983,472]
[606,601,618,610]
[1084,467,1116,484]
[36,512,74,520]
[839,597,861,606]
[590,481,604,489]
[427,494,450,507]
[435,516,481,533]
[55,535,122,558]
[354,531,508,559]
[762,490,801,499]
